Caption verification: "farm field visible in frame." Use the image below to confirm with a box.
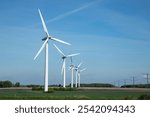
[0,87,150,100]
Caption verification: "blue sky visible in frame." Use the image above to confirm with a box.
[0,0,150,85]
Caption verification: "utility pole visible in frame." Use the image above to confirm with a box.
[118,80,120,87]
[124,79,126,86]
[143,73,150,84]
[132,76,135,86]
[113,81,116,87]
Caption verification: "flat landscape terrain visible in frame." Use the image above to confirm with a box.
[0,87,150,100]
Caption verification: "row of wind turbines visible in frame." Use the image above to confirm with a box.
[34,9,86,92]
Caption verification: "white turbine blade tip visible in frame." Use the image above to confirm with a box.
[52,38,71,45]
[78,62,82,68]
[38,8,49,36]
[67,53,80,57]
[53,44,65,56]
[38,8,41,12]
[81,68,86,72]
[34,56,37,60]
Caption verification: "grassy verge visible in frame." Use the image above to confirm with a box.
[0,88,150,100]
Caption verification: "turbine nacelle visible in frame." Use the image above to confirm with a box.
[62,56,67,59]
[74,62,82,71]
[42,37,47,41]
[70,64,74,68]
[74,67,78,71]
[42,36,52,41]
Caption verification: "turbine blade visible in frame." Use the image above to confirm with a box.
[78,62,82,68]
[51,37,71,45]
[67,53,80,57]
[38,8,49,36]
[80,68,86,72]
[53,44,65,56]
[34,38,49,60]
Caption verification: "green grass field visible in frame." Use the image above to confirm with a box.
[0,88,150,100]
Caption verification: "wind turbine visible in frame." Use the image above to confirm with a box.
[34,9,71,92]
[75,63,82,88]
[53,44,80,88]
[78,68,86,87]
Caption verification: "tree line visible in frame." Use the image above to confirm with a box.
[0,80,20,88]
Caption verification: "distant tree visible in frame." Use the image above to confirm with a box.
[0,81,3,87]
[4,80,13,87]
[59,84,62,87]
[14,82,20,87]
[80,83,114,87]
[3,80,13,87]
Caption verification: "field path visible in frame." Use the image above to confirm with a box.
[0,87,32,90]
[78,87,150,92]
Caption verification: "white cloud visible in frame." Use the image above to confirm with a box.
[47,0,102,23]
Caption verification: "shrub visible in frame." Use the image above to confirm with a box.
[48,87,77,91]
[14,82,20,87]
[80,83,114,87]
[121,84,150,88]
[27,84,41,87]
[47,88,54,93]
[32,86,43,91]
[32,87,77,92]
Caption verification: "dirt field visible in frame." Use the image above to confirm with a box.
[0,87,32,90]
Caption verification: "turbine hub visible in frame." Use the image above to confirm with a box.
[48,36,52,39]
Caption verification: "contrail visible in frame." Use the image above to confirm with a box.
[47,0,101,23]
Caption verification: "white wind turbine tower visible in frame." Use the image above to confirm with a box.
[75,63,82,88]
[53,44,80,88]
[78,68,86,87]
[34,9,71,92]
[69,57,76,88]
